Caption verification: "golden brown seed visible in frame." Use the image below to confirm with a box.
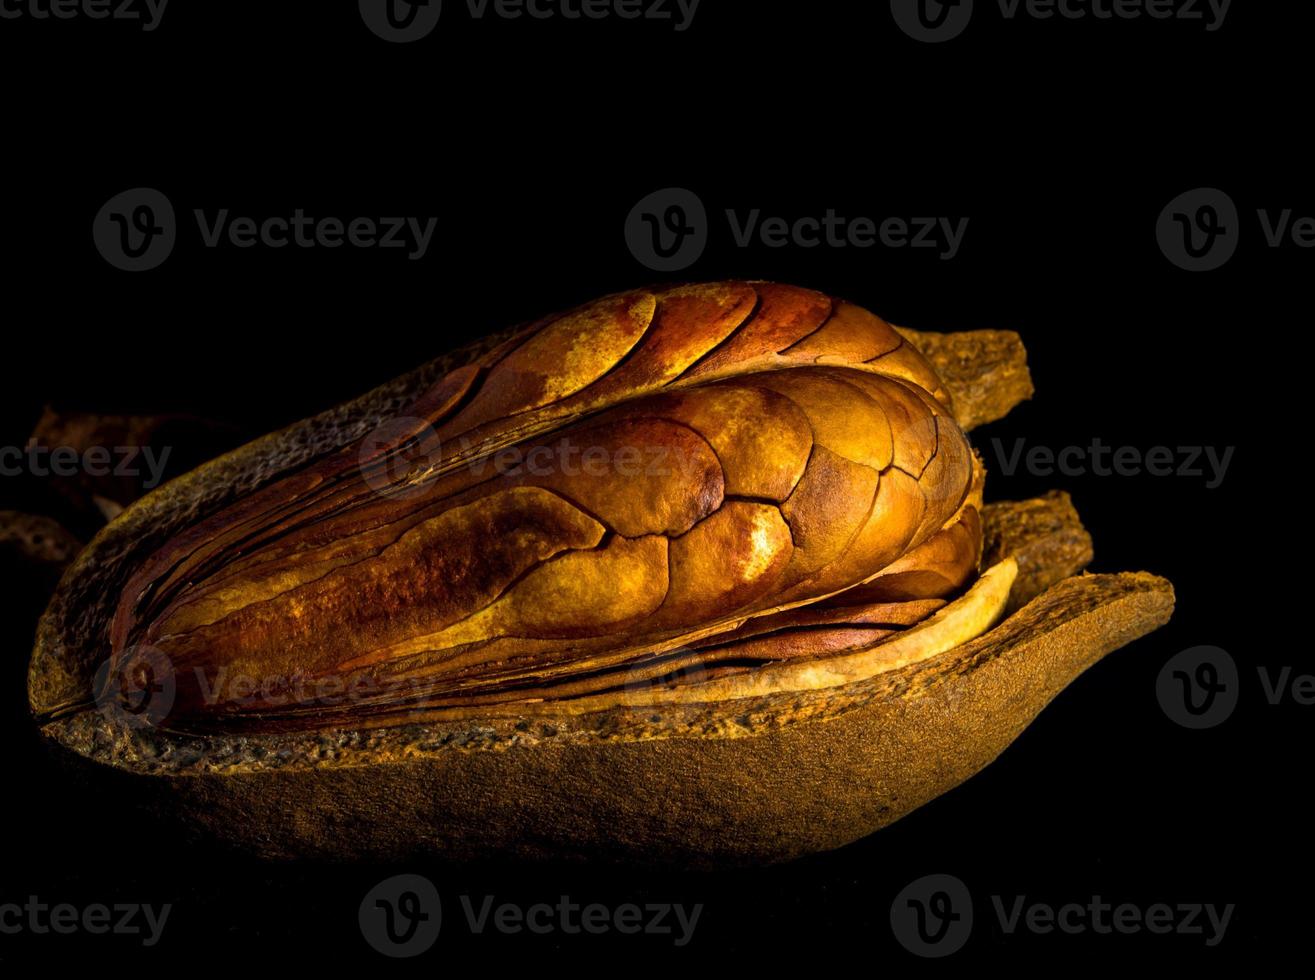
[106,282,974,732]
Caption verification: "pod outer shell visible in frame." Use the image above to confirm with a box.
[34,567,1170,867]
[27,319,1172,867]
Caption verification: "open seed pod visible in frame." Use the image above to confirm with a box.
[28,282,1173,867]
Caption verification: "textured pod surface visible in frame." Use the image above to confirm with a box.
[99,282,976,732]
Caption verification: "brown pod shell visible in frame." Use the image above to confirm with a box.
[27,282,1173,866]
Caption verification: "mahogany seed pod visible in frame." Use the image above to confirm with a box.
[28,282,1173,866]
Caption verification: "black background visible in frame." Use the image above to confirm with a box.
[0,0,1303,967]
